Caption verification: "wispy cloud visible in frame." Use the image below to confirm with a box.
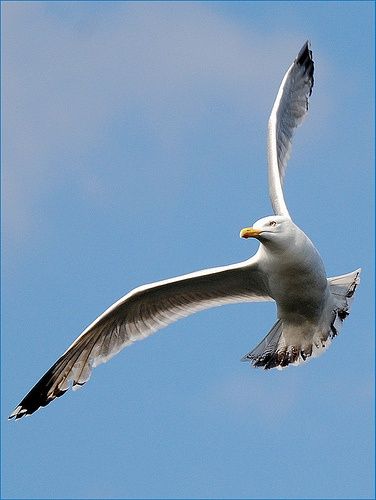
[2,2,306,246]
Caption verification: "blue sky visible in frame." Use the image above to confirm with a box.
[1,2,374,499]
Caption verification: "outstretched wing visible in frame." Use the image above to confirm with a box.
[10,259,271,419]
[267,41,314,216]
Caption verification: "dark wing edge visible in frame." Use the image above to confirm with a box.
[267,41,314,216]
[9,259,272,420]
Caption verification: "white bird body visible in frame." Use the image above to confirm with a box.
[9,41,360,419]
[256,223,328,315]
[240,216,343,367]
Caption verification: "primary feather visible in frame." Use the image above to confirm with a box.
[267,41,314,216]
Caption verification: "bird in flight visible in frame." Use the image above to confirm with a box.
[9,42,360,420]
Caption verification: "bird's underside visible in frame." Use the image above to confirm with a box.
[242,269,360,369]
[9,42,361,420]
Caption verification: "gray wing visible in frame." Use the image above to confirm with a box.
[9,258,271,419]
[267,41,314,216]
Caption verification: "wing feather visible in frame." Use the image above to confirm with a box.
[267,41,314,216]
[9,259,271,419]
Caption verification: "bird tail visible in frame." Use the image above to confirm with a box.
[241,268,361,370]
[326,268,361,337]
[327,268,361,311]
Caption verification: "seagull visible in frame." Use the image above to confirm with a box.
[9,41,360,420]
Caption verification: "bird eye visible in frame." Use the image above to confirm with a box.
[269,220,277,227]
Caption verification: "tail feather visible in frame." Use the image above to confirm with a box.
[328,268,361,339]
[328,268,361,309]
[242,268,361,370]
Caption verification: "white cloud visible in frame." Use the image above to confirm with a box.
[2,2,307,246]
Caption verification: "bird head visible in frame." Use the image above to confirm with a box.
[240,215,294,249]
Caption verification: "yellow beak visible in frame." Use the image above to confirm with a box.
[239,227,262,239]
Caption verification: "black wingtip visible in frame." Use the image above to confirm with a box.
[296,41,313,67]
[297,41,311,63]
[296,40,314,95]
[8,391,66,421]
[8,355,72,421]
[248,348,301,370]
